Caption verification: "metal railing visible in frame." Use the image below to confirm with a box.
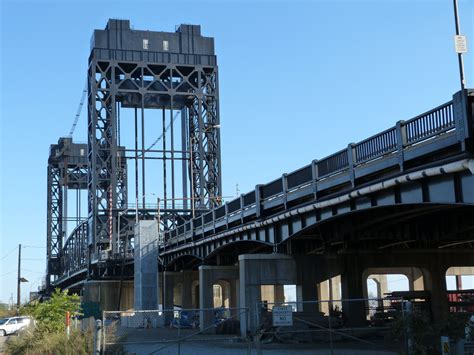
[102,307,250,354]
[255,298,406,354]
[162,91,472,246]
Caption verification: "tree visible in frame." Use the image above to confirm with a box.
[0,302,15,318]
[21,288,82,333]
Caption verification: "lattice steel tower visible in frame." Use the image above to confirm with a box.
[87,19,222,266]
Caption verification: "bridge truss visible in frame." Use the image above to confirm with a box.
[46,19,222,288]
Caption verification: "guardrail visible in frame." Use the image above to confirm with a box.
[162,90,472,248]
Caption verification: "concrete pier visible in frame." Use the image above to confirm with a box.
[134,220,158,310]
[199,265,238,333]
[162,270,199,310]
[238,254,297,335]
[83,280,134,312]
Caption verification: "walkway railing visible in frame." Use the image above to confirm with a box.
[162,90,472,248]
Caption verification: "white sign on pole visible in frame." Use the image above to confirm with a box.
[454,35,467,53]
[272,305,293,327]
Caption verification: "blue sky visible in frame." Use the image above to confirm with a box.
[1,0,473,303]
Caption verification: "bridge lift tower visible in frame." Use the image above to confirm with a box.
[46,138,88,288]
[46,19,222,293]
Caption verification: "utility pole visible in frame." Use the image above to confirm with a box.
[453,0,467,90]
[17,244,21,308]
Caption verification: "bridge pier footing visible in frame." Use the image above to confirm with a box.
[199,265,239,333]
[238,253,297,336]
[83,280,134,312]
[341,255,366,326]
[134,220,158,310]
[162,270,198,309]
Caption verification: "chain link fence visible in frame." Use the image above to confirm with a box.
[254,297,407,354]
[103,307,250,354]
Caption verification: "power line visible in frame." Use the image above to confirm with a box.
[22,245,46,249]
[22,258,43,261]
[137,111,180,157]
[0,246,17,261]
[0,270,17,278]
[21,269,44,275]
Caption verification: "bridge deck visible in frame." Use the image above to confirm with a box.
[160,89,473,257]
[55,89,473,285]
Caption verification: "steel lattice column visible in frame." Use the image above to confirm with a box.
[85,20,221,275]
[87,61,127,256]
[46,164,63,286]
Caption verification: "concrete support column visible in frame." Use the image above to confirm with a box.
[369,275,388,310]
[296,254,344,314]
[163,271,179,311]
[199,267,214,333]
[407,268,424,291]
[199,265,239,333]
[425,263,448,323]
[229,279,238,309]
[83,280,134,313]
[181,270,196,309]
[300,273,318,312]
[162,270,198,311]
[239,254,297,336]
[341,256,366,327]
[134,220,158,310]
[274,285,285,303]
[261,285,285,304]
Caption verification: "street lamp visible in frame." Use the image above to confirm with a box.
[16,244,28,309]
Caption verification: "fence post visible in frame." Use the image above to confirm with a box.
[396,120,406,170]
[93,319,102,355]
[452,90,470,149]
[281,174,288,208]
[255,302,262,355]
[403,300,414,355]
[311,159,319,199]
[65,311,70,338]
[177,309,181,355]
[246,309,251,355]
[347,143,356,187]
[255,185,263,218]
[328,302,334,355]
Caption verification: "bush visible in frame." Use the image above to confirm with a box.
[6,329,93,355]
[6,288,88,354]
[390,310,436,354]
[20,289,82,333]
[0,303,16,319]
[390,311,471,354]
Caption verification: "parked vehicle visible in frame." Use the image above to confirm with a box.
[0,316,33,336]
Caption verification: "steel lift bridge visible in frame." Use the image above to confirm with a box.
[47,20,474,318]
[46,19,222,290]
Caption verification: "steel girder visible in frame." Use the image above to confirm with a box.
[160,171,474,266]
